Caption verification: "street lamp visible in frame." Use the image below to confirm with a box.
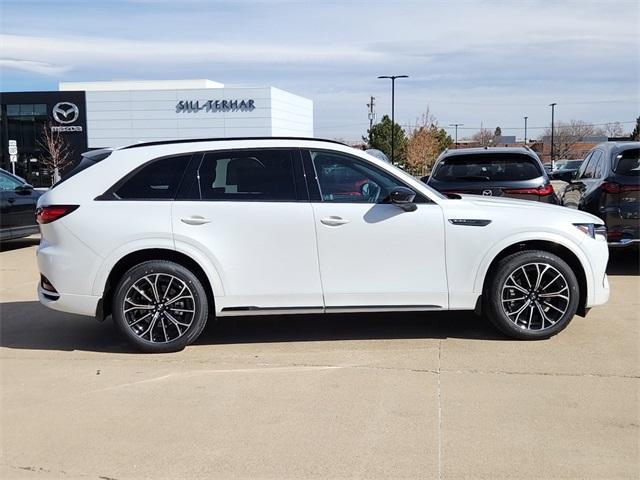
[523,116,528,144]
[378,75,409,163]
[449,123,463,148]
[549,103,557,166]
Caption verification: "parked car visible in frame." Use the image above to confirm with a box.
[423,147,558,203]
[0,168,44,241]
[559,142,639,247]
[36,138,609,352]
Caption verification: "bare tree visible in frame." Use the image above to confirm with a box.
[543,120,600,159]
[471,127,494,147]
[39,123,73,184]
[601,122,625,137]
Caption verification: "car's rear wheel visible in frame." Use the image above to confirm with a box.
[485,250,579,340]
[112,260,209,352]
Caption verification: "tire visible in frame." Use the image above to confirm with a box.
[112,260,209,353]
[484,250,579,340]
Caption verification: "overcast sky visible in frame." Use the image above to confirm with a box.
[1,0,638,141]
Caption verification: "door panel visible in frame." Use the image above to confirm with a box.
[173,202,323,311]
[311,202,448,308]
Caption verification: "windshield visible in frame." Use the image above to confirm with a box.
[432,153,543,182]
[559,160,582,170]
[613,148,640,176]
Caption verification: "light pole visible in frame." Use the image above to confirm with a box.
[523,116,528,144]
[449,123,463,148]
[378,75,409,163]
[549,103,557,166]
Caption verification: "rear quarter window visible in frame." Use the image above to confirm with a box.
[613,148,640,176]
[113,154,192,200]
[432,153,543,182]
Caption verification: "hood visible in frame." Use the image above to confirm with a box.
[454,194,604,224]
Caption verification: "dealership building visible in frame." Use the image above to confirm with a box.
[0,79,314,186]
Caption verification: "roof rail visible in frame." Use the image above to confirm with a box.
[119,136,348,150]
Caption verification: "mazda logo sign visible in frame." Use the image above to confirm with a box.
[52,102,79,124]
[482,190,493,196]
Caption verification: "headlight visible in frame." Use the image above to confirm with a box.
[574,223,607,241]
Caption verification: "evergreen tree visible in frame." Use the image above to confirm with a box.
[631,116,640,141]
[366,115,408,164]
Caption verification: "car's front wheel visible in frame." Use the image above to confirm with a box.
[112,260,209,352]
[485,250,579,340]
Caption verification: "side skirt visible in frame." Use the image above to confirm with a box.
[219,305,443,316]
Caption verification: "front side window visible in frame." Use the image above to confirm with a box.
[114,154,191,200]
[311,151,408,203]
[183,149,297,201]
[0,172,22,191]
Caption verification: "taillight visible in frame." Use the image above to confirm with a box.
[35,205,79,224]
[607,231,624,241]
[503,184,555,196]
[601,182,640,194]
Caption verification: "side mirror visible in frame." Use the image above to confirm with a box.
[390,186,417,212]
[420,174,430,183]
[15,184,34,195]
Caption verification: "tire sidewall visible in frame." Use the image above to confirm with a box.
[112,261,209,353]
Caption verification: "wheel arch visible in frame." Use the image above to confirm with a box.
[97,248,216,321]
[477,239,590,317]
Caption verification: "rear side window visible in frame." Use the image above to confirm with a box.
[581,151,601,179]
[181,149,297,201]
[613,148,640,176]
[114,154,191,200]
[432,153,542,182]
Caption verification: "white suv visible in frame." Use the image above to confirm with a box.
[36,138,610,352]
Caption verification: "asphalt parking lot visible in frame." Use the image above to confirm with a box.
[1,236,638,480]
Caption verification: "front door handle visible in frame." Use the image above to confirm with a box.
[181,215,211,226]
[320,216,350,227]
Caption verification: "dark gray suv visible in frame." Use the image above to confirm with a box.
[423,147,558,204]
[559,142,639,247]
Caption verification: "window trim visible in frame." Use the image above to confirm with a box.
[301,148,432,204]
[174,147,307,203]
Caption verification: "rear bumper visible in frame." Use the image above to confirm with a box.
[38,285,100,316]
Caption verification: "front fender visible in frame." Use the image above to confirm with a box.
[472,231,594,303]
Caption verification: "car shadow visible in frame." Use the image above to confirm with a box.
[0,301,506,354]
[607,248,639,276]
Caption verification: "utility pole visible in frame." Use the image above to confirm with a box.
[549,103,557,166]
[378,75,409,163]
[523,116,528,144]
[449,123,463,148]
[366,96,376,132]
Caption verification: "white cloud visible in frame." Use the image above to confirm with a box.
[0,58,70,76]
[0,33,385,72]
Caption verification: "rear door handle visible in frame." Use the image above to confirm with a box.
[181,215,211,226]
[320,216,350,227]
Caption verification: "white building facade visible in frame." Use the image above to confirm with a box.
[59,80,313,148]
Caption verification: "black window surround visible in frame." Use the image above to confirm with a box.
[97,147,429,204]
